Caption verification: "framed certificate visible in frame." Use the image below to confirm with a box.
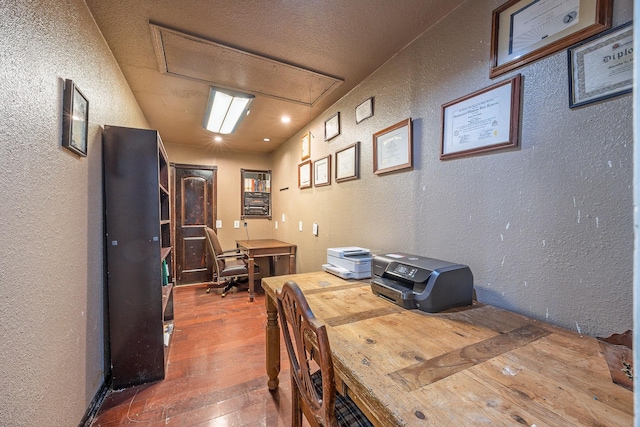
[62,79,89,156]
[298,160,312,189]
[324,112,340,141]
[441,75,521,160]
[301,132,310,160]
[355,97,374,124]
[373,118,412,175]
[335,142,360,183]
[568,21,633,108]
[314,155,331,187]
[490,0,612,78]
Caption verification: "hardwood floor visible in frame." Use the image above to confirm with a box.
[92,284,308,426]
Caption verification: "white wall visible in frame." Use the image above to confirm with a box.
[270,0,634,337]
[0,1,148,424]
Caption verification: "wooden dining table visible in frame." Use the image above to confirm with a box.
[261,271,633,426]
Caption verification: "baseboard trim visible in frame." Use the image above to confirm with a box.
[78,377,111,427]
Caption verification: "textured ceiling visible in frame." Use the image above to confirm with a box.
[85,0,465,153]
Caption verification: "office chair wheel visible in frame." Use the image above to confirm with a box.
[206,288,211,294]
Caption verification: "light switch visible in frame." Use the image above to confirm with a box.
[299,221,303,232]
[234,220,240,228]
[275,221,278,229]
[282,214,286,223]
[312,223,318,236]
[216,220,222,229]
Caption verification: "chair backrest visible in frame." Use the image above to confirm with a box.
[277,281,338,426]
[204,226,225,275]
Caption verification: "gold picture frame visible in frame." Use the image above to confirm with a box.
[301,132,310,160]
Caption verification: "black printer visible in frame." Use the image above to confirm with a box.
[370,252,473,313]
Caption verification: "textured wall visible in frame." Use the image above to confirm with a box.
[0,0,148,425]
[270,0,633,337]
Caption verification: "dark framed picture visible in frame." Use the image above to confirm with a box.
[373,119,412,174]
[324,112,340,141]
[568,21,633,108]
[490,0,612,78]
[355,97,374,124]
[314,155,331,187]
[62,79,89,156]
[335,142,360,183]
[441,75,521,160]
[298,160,312,189]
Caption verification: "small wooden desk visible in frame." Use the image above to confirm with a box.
[236,239,296,302]
[262,272,633,426]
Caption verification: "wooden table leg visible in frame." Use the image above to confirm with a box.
[248,255,255,302]
[265,294,280,390]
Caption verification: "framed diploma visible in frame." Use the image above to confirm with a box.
[335,142,360,183]
[298,160,312,189]
[441,75,522,160]
[301,132,310,160]
[324,112,340,141]
[355,97,374,124]
[373,118,412,175]
[490,0,612,78]
[314,155,331,187]
[62,79,89,156]
[568,21,633,108]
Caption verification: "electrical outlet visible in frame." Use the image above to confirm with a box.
[215,220,222,229]
[234,220,240,228]
[299,221,303,232]
[312,223,318,236]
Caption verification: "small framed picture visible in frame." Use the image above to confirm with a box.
[335,142,360,183]
[298,160,312,189]
[441,75,521,160]
[355,97,374,124]
[300,132,311,160]
[62,79,89,156]
[373,119,412,175]
[314,155,331,187]
[568,21,633,108]
[324,112,340,141]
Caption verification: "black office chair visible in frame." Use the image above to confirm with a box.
[204,226,257,297]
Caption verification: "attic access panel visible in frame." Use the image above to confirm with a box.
[150,24,343,106]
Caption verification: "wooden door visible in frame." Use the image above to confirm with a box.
[172,163,216,285]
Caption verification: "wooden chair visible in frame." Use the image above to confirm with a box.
[204,226,256,297]
[276,281,373,427]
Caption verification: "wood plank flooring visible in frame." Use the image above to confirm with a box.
[91,285,309,426]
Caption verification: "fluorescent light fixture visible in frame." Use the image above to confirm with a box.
[203,87,254,134]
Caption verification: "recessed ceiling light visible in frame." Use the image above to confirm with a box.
[281,116,291,123]
[263,138,271,142]
[214,136,222,142]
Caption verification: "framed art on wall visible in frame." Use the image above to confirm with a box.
[373,118,412,174]
[335,142,360,183]
[355,97,374,124]
[62,79,89,156]
[301,132,310,160]
[324,112,340,141]
[314,155,331,187]
[441,75,522,160]
[568,21,633,108]
[490,0,612,78]
[298,160,312,189]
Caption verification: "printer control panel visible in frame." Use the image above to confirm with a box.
[392,263,419,279]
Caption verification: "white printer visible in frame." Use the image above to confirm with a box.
[322,246,372,279]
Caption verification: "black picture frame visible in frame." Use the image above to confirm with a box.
[324,112,340,141]
[568,21,633,108]
[62,79,89,156]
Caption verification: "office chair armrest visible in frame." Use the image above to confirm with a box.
[217,252,246,260]
[221,248,241,254]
